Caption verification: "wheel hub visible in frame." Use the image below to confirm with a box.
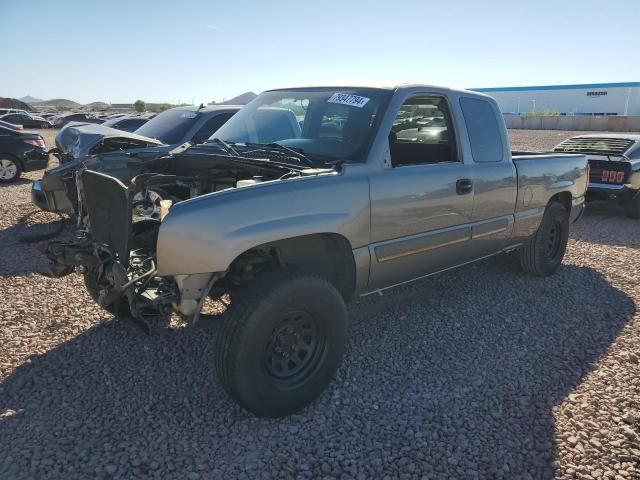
[546,220,562,259]
[0,159,17,180]
[265,310,320,380]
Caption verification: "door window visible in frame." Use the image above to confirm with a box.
[390,96,458,166]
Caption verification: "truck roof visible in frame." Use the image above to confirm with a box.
[265,83,487,98]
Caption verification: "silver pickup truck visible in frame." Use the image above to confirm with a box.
[43,84,588,417]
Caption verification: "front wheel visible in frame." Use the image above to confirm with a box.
[519,201,569,276]
[216,269,348,417]
[622,191,640,219]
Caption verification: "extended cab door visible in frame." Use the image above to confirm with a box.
[458,96,517,257]
[368,93,474,289]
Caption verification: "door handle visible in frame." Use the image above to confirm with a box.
[456,178,473,195]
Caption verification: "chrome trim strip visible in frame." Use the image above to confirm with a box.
[376,236,468,262]
[589,182,630,191]
[472,227,507,240]
[361,245,525,297]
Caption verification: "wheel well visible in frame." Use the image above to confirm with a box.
[549,191,571,214]
[226,233,357,303]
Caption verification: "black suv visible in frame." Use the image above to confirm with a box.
[0,121,49,182]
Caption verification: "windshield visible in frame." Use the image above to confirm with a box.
[134,108,200,144]
[209,88,391,163]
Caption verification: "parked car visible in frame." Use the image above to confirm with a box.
[100,116,149,132]
[0,112,52,129]
[553,134,640,218]
[53,122,164,160]
[33,105,240,213]
[54,113,104,128]
[0,121,48,182]
[41,84,588,417]
[0,108,31,116]
[0,119,23,130]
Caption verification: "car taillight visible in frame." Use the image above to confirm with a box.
[601,170,625,183]
[585,163,590,194]
[24,137,46,149]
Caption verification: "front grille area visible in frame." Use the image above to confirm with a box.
[588,159,631,185]
[554,137,635,157]
[81,170,132,264]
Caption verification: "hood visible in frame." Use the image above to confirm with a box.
[55,122,165,159]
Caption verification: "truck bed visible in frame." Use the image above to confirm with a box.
[511,152,588,240]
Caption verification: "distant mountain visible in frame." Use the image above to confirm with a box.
[0,97,34,111]
[85,101,110,109]
[33,98,81,108]
[220,92,257,105]
[19,95,43,103]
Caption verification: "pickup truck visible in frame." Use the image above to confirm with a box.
[553,134,640,218]
[42,84,588,417]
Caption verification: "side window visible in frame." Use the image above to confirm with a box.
[193,113,234,143]
[389,96,457,167]
[459,97,504,163]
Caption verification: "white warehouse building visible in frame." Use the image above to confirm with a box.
[472,82,640,116]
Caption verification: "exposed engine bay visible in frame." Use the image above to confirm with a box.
[43,151,328,327]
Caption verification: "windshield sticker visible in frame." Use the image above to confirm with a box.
[179,112,198,119]
[327,93,370,108]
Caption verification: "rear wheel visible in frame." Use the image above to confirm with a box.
[0,157,21,183]
[216,269,348,417]
[519,201,569,276]
[622,191,640,219]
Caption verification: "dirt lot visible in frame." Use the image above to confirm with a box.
[0,130,638,479]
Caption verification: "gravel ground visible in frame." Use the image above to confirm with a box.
[0,130,638,479]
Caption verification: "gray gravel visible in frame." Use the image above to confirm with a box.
[0,130,639,479]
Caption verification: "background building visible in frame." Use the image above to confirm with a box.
[472,82,640,116]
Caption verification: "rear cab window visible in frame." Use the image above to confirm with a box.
[459,97,504,163]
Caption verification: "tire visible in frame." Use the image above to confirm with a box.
[216,269,348,417]
[0,156,22,183]
[519,201,569,276]
[622,191,640,219]
[83,265,116,314]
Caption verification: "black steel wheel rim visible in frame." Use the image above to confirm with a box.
[546,219,563,259]
[264,310,324,384]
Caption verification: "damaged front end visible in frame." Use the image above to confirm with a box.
[42,170,214,326]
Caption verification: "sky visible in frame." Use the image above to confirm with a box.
[0,0,638,105]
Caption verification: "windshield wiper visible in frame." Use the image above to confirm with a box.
[243,142,319,168]
[209,138,240,157]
